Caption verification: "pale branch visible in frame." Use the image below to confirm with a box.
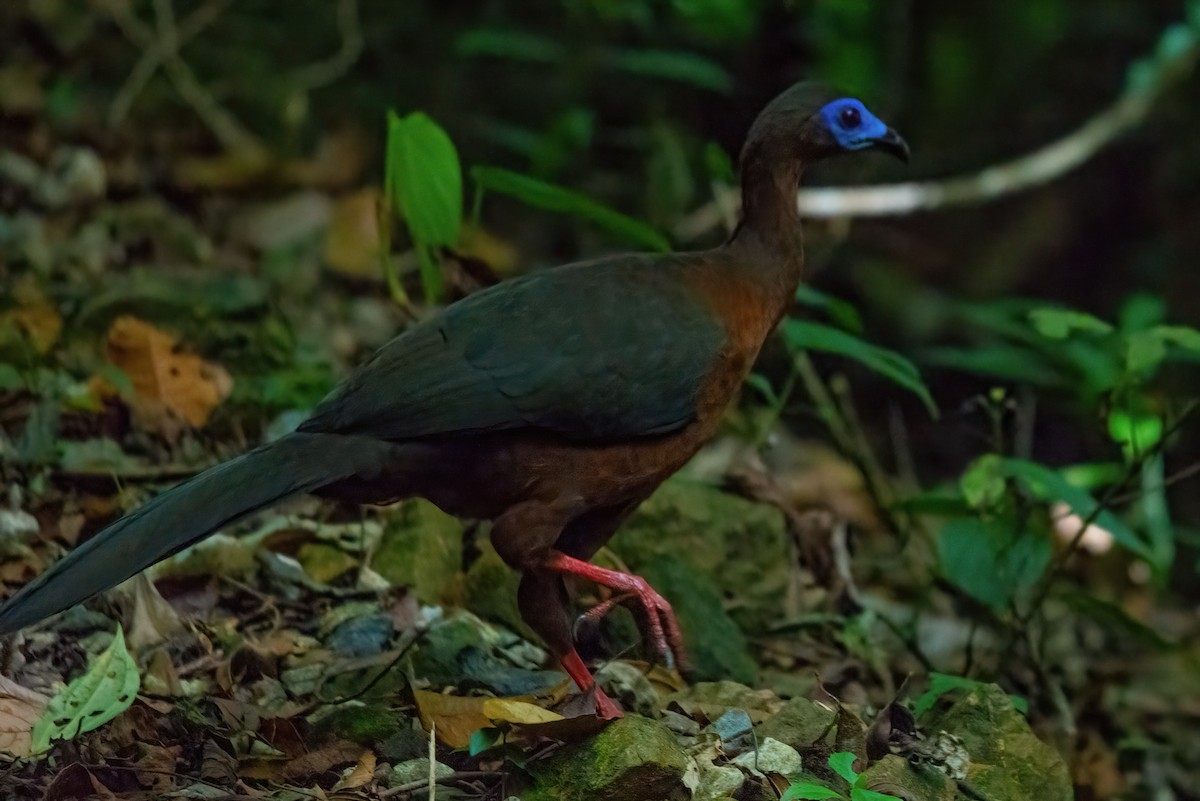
[675,21,1198,240]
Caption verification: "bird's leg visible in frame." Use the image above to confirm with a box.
[516,569,623,719]
[543,551,688,672]
[558,648,623,720]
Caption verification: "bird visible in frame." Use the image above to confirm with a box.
[0,84,907,719]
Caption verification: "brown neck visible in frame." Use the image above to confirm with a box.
[728,147,806,305]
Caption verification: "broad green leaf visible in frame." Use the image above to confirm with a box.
[471,166,670,252]
[602,48,733,92]
[961,454,1006,510]
[782,782,845,801]
[1107,410,1163,458]
[998,458,1152,564]
[1028,308,1113,339]
[1155,324,1200,354]
[852,789,904,801]
[1124,329,1167,375]
[386,111,463,248]
[782,320,936,416]
[938,517,1050,612]
[828,752,859,784]
[891,490,972,517]
[31,625,140,753]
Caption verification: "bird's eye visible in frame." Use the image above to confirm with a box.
[839,106,862,128]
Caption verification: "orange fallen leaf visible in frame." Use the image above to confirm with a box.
[0,675,49,758]
[104,316,232,429]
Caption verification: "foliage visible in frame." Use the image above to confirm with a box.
[782,752,901,801]
[30,626,140,754]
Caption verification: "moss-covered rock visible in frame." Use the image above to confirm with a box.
[757,697,837,750]
[860,754,956,801]
[631,555,758,683]
[525,715,691,801]
[371,499,463,604]
[612,479,790,634]
[924,684,1072,801]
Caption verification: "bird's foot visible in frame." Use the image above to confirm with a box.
[546,552,689,672]
[560,648,623,719]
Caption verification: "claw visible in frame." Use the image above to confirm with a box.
[546,552,689,673]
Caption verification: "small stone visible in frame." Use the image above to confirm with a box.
[757,696,837,749]
[731,737,803,776]
[388,757,454,787]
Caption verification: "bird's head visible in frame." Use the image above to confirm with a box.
[741,83,909,169]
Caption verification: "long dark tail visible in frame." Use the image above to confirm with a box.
[0,432,395,634]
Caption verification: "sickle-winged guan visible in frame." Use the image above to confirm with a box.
[0,84,907,718]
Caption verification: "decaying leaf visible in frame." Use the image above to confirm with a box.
[104,315,232,429]
[0,675,50,758]
[31,624,141,753]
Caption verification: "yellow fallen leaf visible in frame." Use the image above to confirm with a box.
[413,689,563,748]
[5,300,62,353]
[105,316,232,429]
[324,188,383,279]
[333,749,376,791]
[0,675,49,758]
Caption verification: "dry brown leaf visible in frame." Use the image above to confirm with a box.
[281,739,363,781]
[413,689,564,748]
[0,675,48,758]
[105,316,232,429]
[332,749,377,791]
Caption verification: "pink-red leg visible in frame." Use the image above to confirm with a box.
[544,552,688,672]
[560,649,623,719]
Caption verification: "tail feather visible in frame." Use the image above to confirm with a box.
[0,432,391,634]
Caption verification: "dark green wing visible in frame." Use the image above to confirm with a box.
[299,253,727,442]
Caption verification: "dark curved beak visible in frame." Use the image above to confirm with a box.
[870,128,910,163]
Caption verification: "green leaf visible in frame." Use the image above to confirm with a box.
[782,320,936,416]
[1124,329,1167,375]
[961,454,1006,510]
[912,673,1028,718]
[471,166,670,252]
[454,27,565,63]
[1107,410,1163,458]
[468,727,501,756]
[745,372,778,405]
[998,458,1152,564]
[386,112,462,247]
[1028,308,1113,339]
[1154,324,1200,354]
[793,286,864,334]
[782,782,845,801]
[31,625,140,753]
[913,673,987,717]
[851,789,903,801]
[828,752,859,784]
[938,517,1050,612]
[602,48,733,92]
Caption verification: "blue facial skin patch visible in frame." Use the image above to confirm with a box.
[817,98,889,151]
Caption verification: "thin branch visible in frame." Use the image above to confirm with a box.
[675,22,1198,239]
[292,0,363,90]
